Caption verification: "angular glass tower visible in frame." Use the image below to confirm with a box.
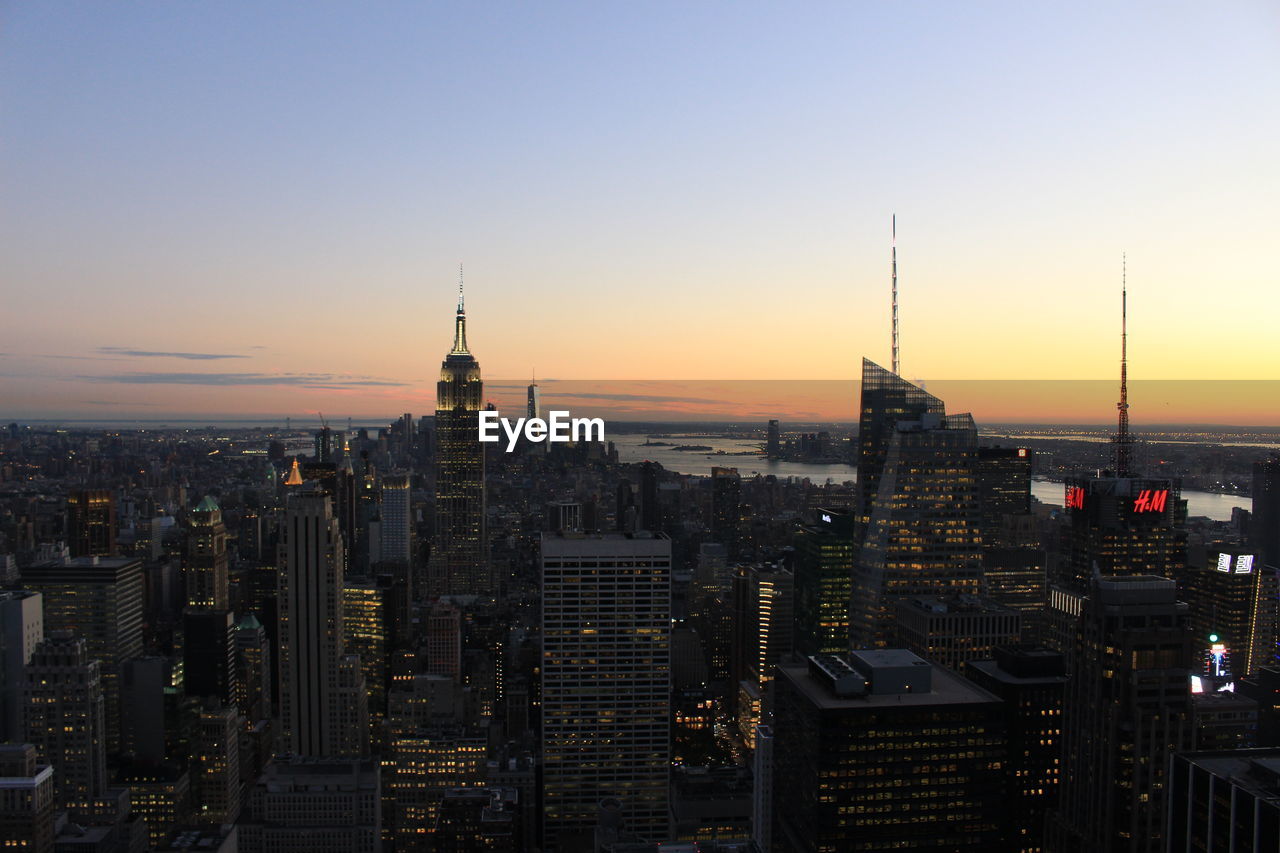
[850,409,984,650]
[856,358,945,521]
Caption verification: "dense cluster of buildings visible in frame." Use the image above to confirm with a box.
[1,294,1279,851]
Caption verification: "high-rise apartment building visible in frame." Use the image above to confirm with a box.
[540,532,672,851]
[22,633,107,807]
[380,473,412,568]
[1050,575,1193,852]
[849,412,984,649]
[185,495,229,610]
[278,491,369,759]
[433,286,488,597]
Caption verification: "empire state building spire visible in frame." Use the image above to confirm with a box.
[434,266,488,597]
[451,263,469,355]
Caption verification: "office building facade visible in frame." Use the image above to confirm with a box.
[773,650,1006,851]
[540,532,672,850]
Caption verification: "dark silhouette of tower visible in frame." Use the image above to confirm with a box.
[66,489,116,558]
[1253,455,1280,570]
[710,467,741,554]
[185,495,229,610]
[315,425,334,463]
[1049,575,1192,852]
[640,461,661,533]
[766,420,781,458]
[1113,256,1133,477]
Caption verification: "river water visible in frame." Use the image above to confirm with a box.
[610,433,1248,522]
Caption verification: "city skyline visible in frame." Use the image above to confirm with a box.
[2,2,1279,423]
[5,5,1280,850]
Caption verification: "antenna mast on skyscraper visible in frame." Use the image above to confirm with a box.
[458,263,464,312]
[891,215,900,376]
[1114,254,1133,477]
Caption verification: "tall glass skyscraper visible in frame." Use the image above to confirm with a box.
[856,358,945,521]
[849,411,984,649]
[793,509,855,656]
[432,286,488,597]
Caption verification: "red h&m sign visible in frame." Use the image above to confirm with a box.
[1133,489,1169,513]
[1065,486,1086,509]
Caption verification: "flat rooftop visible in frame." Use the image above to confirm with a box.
[1179,750,1280,802]
[541,531,671,557]
[967,658,1069,686]
[779,656,999,710]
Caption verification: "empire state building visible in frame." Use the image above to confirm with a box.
[432,280,489,596]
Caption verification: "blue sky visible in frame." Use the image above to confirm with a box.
[1,2,1277,418]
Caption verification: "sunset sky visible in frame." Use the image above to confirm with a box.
[2,2,1277,423]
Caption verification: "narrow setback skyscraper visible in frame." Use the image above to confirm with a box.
[185,495,229,610]
[278,490,368,758]
[433,280,488,596]
[540,532,672,851]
